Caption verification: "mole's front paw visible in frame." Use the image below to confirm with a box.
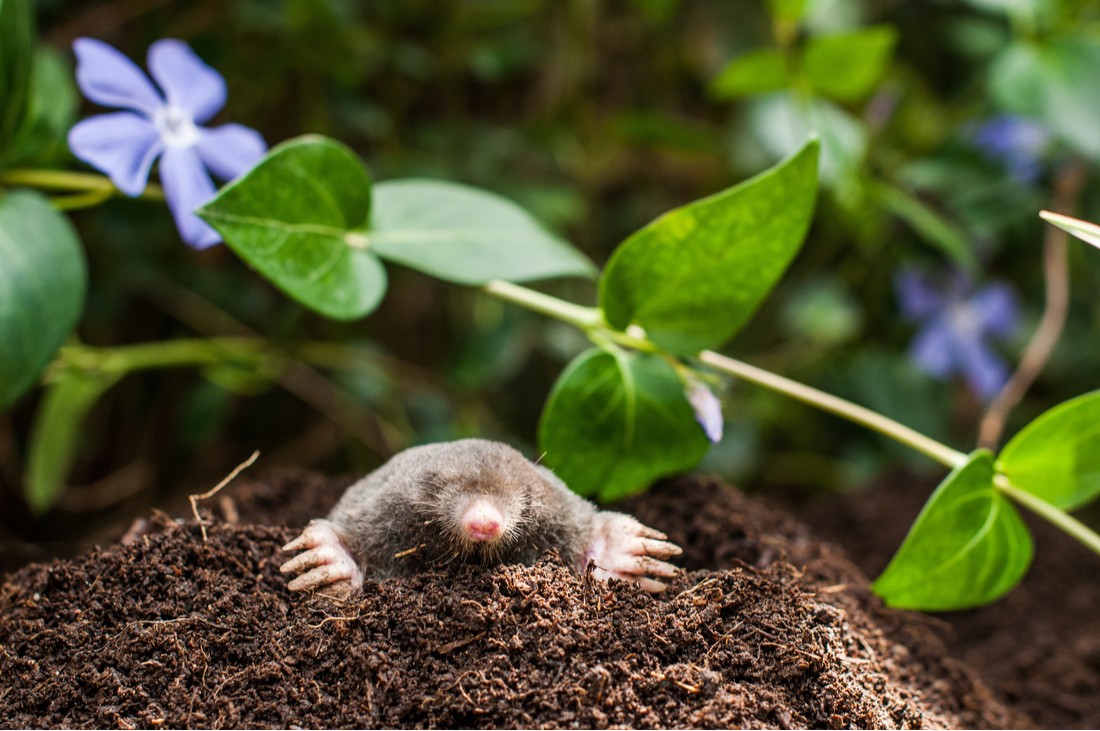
[582,512,683,593]
[280,519,363,599]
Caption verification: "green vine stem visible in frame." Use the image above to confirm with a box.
[994,475,1100,557]
[0,168,166,207]
[482,278,968,469]
[695,350,968,469]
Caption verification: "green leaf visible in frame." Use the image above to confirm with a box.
[25,370,120,514]
[538,348,710,501]
[999,391,1100,510]
[766,0,808,23]
[0,0,34,161]
[1039,211,1100,251]
[8,46,77,166]
[0,190,87,410]
[600,138,819,354]
[872,450,1033,611]
[369,180,594,284]
[989,35,1100,160]
[872,181,977,272]
[709,48,789,99]
[802,25,897,103]
[198,135,386,320]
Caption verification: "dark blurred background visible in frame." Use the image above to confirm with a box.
[3,0,1100,559]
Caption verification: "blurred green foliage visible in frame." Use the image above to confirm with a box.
[4,0,1100,538]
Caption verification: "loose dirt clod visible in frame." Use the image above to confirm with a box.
[0,474,1021,729]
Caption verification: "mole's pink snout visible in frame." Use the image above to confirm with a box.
[462,498,504,542]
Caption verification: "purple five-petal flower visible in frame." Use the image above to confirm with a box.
[895,269,1019,401]
[67,38,267,249]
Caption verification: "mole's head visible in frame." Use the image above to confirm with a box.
[413,441,545,560]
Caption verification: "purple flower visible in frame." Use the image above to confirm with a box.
[895,269,1019,401]
[971,115,1050,184]
[685,380,723,444]
[67,38,267,249]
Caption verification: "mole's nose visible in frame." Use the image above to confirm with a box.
[462,499,503,542]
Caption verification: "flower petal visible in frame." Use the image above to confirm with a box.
[895,269,944,322]
[73,37,163,116]
[971,283,1019,338]
[956,337,1009,402]
[909,318,954,378]
[195,123,267,181]
[68,112,163,196]
[686,381,724,444]
[147,39,226,124]
[159,146,221,249]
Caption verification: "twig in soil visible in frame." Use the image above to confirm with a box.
[189,451,260,541]
[978,159,1087,449]
[307,613,364,629]
[436,632,487,655]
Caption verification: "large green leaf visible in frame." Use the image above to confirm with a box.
[538,348,710,501]
[989,35,1100,160]
[599,138,819,354]
[803,26,897,103]
[198,135,386,320]
[369,180,594,284]
[0,190,87,410]
[872,450,1033,611]
[25,369,121,514]
[999,391,1100,510]
[0,0,34,162]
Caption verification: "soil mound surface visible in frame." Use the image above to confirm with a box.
[0,473,1019,729]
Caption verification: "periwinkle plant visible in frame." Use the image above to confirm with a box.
[2,4,1100,613]
[67,38,266,249]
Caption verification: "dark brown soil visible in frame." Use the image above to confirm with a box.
[0,471,1031,729]
[783,477,1100,731]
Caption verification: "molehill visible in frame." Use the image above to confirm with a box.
[0,473,1029,728]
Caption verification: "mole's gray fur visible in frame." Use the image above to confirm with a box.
[332,438,596,576]
[281,438,682,595]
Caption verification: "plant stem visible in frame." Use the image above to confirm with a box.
[978,159,1086,449]
[482,279,603,330]
[50,188,118,211]
[996,475,1100,557]
[54,337,266,378]
[480,280,969,470]
[697,350,968,469]
[0,168,166,202]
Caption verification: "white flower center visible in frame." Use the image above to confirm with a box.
[948,300,982,336]
[154,106,201,149]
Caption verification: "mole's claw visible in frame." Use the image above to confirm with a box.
[635,577,669,594]
[638,538,682,559]
[583,512,683,594]
[280,545,339,575]
[287,565,354,593]
[635,524,668,540]
[280,519,364,595]
[631,556,681,578]
[282,534,313,552]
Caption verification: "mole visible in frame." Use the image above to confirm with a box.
[280,439,683,596]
